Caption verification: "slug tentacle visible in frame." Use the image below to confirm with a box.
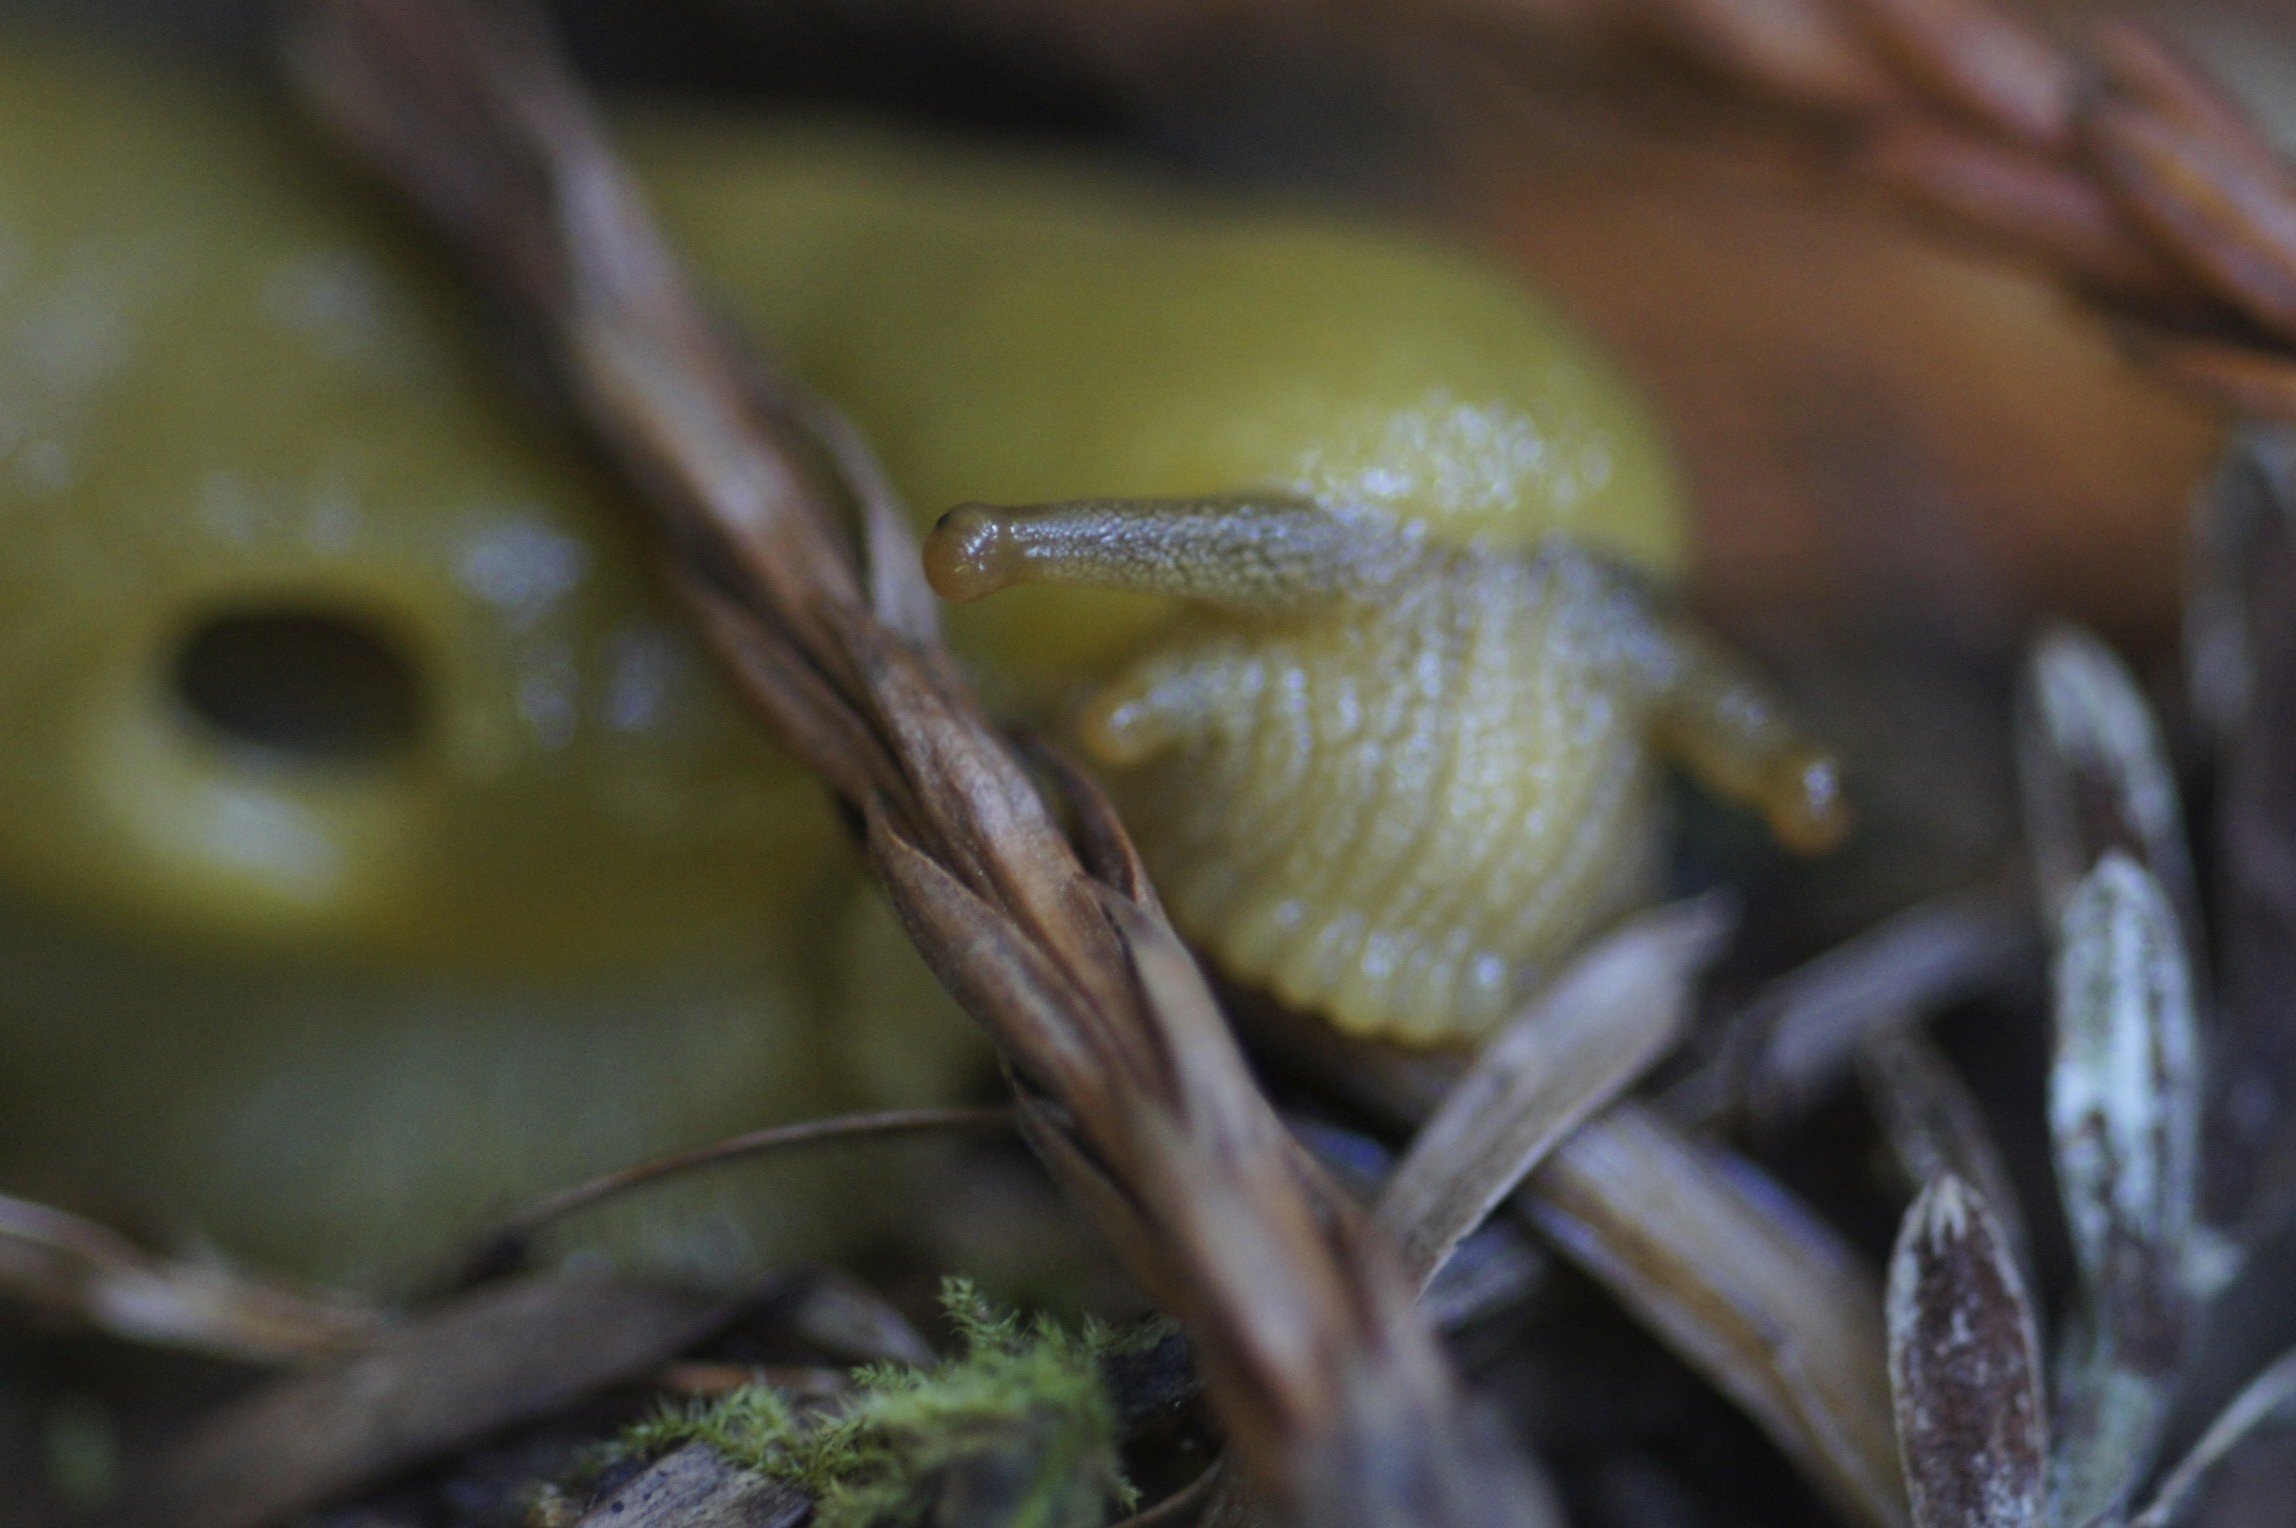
[1638,623,1850,855]
[924,495,1417,616]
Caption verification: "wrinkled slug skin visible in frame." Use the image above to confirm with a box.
[0,47,984,1292]
[634,119,1697,1039]
[1096,549,1667,1040]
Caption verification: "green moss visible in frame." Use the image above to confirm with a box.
[616,1279,1139,1528]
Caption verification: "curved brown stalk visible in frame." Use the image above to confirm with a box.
[278,2,1553,1521]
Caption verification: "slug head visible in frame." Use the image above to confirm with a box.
[1764,749,1851,855]
[924,504,1029,602]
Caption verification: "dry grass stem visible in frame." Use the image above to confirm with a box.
[0,1191,384,1366]
[482,1107,1015,1257]
[1860,122,2189,305]
[1109,1459,1226,1528]
[1629,0,1907,115]
[1440,0,2296,417]
[1835,0,2074,149]
[280,1,1553,1519]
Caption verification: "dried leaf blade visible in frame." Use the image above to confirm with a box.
[1885,1175,2047,1528]
[2191,426,2296,1243]
[1525,1104,1910,1528]
[1377,897,1729,1289]
[1859,1028,2034,1283]
[2016,623,2198,944]
[2046,851,2202,1527]
[139,1272,743,1528]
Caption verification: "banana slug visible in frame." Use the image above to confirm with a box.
[0,42,1836,1289]
[638,123,1846,1042]
[0,42,980,1292]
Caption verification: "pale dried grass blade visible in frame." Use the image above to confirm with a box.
[1675,884,2035,1128]
[1837,0,2076,149]
[1240,1007,1913,1527]
[2046,852,2202,1528]
[1862,122,2184,303]
[1288,1118,1550,1329]
[138,1272,744,1528]
[1377,897,1729,1289]
[572,1443,810,1528]
[2128,1343,2296,1528]
[1885,1175,2047,1528]
[0,1192,384,1365]
[1859,1027,2033,1283]
[1526,1103,1909,1528]
[2189,427,2296,1242]
[2088,98,2296,345]
[2015,622,2200,951]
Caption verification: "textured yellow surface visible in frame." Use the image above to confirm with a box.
[1098,543,1666,1039]
[633,119,1688,708]
[635,119,1832,1042]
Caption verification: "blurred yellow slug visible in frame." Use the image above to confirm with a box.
[0,40,1838,1289]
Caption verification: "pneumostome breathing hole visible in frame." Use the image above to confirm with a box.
[171,609,423,767]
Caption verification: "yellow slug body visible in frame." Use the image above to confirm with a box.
[637,121,1837,1042]
[0,47,836,971]
[0,38,1832,1292]
[1092,544,1666,1040]
[0,45,983,1291]
[630,122,1689,710]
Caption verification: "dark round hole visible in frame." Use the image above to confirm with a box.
[172,610,423,767]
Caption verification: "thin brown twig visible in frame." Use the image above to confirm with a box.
[278,2,1552,1520]
[1110,1457,1227,1528]
[487,1107,1017,1248]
